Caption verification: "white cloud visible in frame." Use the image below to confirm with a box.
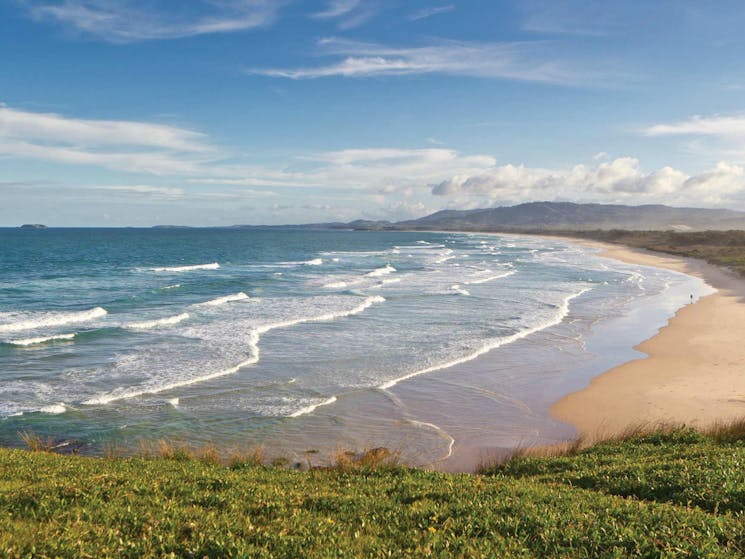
[644,115,745,138]
[0,106,210,152]
[23,0,280,42]
[0,104,218,175]
[431,156,745,208]
[310,0,377,29]
[300,148,496,188]
[249,37,585,84]
[409,4,454,21]
[89,185,185,199]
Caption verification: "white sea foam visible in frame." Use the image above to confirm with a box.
[370,277,403,290]
[83,355,260,405]
[451,285,470,296]
[463,270,516,285]
[289,396,338,418]
[162,284,181,290]
[40,403,66,415]
[126,313,190,330]
[252,296,385,335]
[83,296,386,406]
[378,288,591,389]
[168,398,180,407]
[151,262,220,272]
[304,258,323,266]
[323,281,348,289]
[0,307,107,333]
[409,420,455,461]
[195,292,249,307]
[7,333,77,346]
[366,264,396,277]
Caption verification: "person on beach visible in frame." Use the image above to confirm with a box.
[690,294,694,304]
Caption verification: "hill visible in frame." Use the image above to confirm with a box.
[391,202,745,231]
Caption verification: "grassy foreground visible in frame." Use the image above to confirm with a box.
[2,429,745,558]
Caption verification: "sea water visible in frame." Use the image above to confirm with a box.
[0,228,712,464]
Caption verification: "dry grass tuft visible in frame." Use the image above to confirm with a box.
[229,446,266,469]
[704,417,745,442]
[332,446,401,472]
[19,431,54,452]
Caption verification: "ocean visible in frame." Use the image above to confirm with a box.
[0,228,712,465]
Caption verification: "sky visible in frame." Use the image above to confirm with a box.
[3,1,745,226]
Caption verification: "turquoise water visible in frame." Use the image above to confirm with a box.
[0,229,711,463]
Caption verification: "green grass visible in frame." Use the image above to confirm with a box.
[2,428,745,557]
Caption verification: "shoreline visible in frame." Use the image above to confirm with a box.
[548,237,745,441]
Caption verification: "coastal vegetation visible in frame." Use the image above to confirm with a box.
[2,426,745,557]
[541,229,745,277]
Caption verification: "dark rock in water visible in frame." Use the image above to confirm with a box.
[20,224,48,229]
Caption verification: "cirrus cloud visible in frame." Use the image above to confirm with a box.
[249,37,589,85]
[21,0,281,42]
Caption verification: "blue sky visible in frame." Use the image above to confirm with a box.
[3,0,745,226]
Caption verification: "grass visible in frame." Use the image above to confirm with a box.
[2,426,745,557]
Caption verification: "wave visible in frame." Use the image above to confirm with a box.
[0,307,107,333]
[83,296,386,406]
[370,277,403,290]
[195,292,249,307]
[303,258,323,266]
[150,263,219,272]
[6,333,77,346]
[378,288,591,390]
[366,264,396,277]
[253,296,385,335]
[451,285,470,296]
[463,270,516,285]
[161,284,181,290]
[125,313,190,330]
[289,396,338,418]
[40,403,66,415]
[408,420,455,461]
[83,354,260,405]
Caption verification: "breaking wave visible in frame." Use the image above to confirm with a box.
[150,263,219,272]
[379,288,592,389]
[0,307,107,333]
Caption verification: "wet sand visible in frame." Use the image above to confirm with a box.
[551,239,745,441]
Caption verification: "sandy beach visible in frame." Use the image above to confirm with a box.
[551,239,745,440]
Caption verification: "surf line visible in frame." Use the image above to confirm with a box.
[83,296,386,407]
[378,287,592,390]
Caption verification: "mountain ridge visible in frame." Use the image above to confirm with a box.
[386,202,745,232]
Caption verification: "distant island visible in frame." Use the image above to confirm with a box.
[20,224,47,229]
